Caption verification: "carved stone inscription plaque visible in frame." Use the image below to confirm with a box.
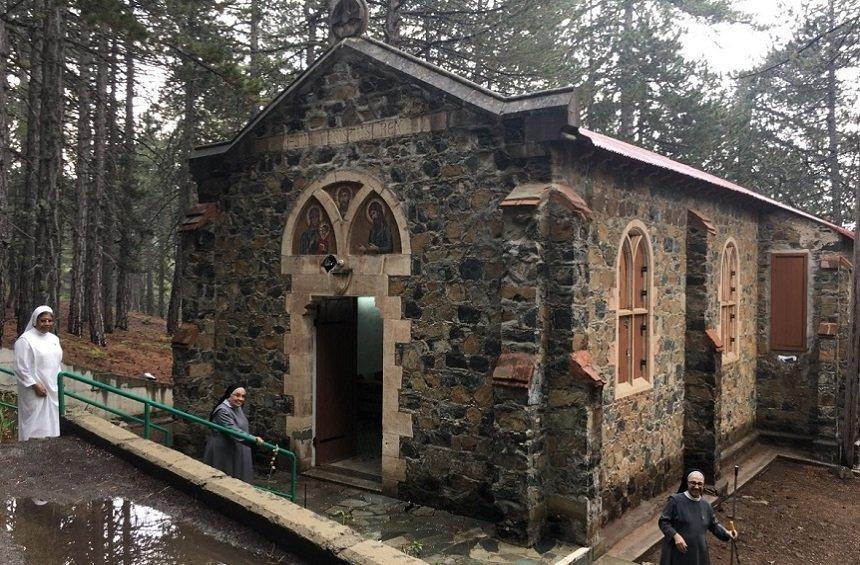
[282,112,449,152]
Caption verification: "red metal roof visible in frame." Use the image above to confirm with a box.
[575,127,854,240]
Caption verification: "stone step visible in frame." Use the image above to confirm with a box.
[593,555,638,565]
[553,545,593,565]
[302,466,383,493]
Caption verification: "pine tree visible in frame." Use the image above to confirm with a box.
[0,1,9,345]
[732,0,859,222]
[15,16,43,335]
[88,29,109,346]
[68,21,93,336]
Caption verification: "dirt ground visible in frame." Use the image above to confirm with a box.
[2,307,173,383]
[0,436,303,564]
[640,458,860,565]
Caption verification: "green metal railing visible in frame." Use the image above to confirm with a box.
[0,367,297,501]
[0,368,18,412]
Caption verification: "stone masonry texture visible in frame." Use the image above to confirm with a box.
[174,41,855,550]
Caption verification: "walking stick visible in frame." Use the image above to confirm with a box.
[729,465,741,564]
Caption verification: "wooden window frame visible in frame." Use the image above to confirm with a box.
[719,240,740,363]
[615,222,653,399]
[769,252,809,352]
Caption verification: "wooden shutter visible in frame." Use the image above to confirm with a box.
[633,313,648,380]
[770,253,808,351]
[619,243,632,310]
[633,238,648,309]
[619,316,632,384]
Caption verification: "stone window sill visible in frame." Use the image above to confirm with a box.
[614,377,653,400]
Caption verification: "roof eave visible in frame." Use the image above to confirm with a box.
[566,127,854,242]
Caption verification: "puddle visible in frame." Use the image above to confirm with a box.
[0,498,288,564]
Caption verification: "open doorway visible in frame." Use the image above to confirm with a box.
[313,296,383,484]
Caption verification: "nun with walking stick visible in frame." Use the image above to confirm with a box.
[657,469,738,565]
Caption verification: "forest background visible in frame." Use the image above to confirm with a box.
[0,0,857,348]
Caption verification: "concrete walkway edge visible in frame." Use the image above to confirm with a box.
[62,412,426,565]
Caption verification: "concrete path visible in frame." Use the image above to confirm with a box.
[262,470,587,564]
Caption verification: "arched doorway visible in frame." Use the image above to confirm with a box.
[281,170,412,493]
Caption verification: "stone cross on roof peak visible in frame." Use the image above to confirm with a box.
[329,0,369,43]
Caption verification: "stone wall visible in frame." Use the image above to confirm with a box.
[178,53,553,522]
[681,207,759,483]
[682,217,721,480]
[173,42,853,547]
[172,214,223,453]
[756,212,853,459]
[716,223,759,451]
[551,147,762,525]
[542,184,601,545]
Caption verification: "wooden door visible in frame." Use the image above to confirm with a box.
[315,298,357,465]
[770,253,808,351]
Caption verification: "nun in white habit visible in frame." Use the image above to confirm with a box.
[13,306,63,441]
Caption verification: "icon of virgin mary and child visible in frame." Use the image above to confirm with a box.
[298,204,333,255]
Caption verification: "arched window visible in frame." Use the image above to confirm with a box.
[617,226,651,390]
[720,241,739,359]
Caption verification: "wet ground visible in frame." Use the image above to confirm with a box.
[263,470,583,564]
[0,437,302,565]
[639,459,860,565]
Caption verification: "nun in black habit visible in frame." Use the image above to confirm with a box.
[203,385,263,483]
[657,469,737,565]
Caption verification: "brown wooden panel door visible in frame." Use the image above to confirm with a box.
[315,298,357,465]
[770,253,808,351]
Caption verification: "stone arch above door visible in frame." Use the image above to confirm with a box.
[280,169,413,495]
[282,169,411,268]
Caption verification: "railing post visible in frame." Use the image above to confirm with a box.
[143,403,151,440]
[291,453,297,502]
[57,372,65,416]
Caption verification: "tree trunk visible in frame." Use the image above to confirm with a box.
[69,24,92,336]
[618,0,635,140]
[157,243,165,318]
[145,266,154,315]
[166,51,199,334]
[249,0,260,75]
[825,0,842,225]
[102,37,120,334]
[306,0,319,65]
[0,3,9,345]
[115,37,135,330]
[15,27,43,334]
[385,0,402,47]
[34,0,65,326]
[843,177,860,467]
[166,233,184,334]
[87,31,108,347]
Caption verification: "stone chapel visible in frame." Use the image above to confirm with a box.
[172,1,855,551]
